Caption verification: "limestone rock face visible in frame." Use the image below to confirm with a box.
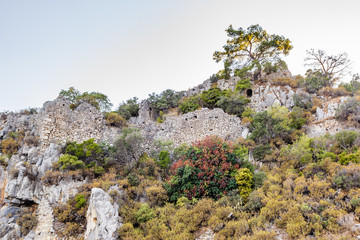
[250,84,301,111]
[314,96,349,121]
[84,188,121,240]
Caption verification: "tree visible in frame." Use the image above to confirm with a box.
[304,49,351,85]
[213,24,293,80]
[117,97,140,120]
[59,87,112,112]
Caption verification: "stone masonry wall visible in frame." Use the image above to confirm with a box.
[132,108,247,148]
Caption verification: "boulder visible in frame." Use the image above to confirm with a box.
[84,188,121,240]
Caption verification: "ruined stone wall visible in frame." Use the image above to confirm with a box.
[132,108,247,148]
[38,96,120,148]
[0,96,121,151]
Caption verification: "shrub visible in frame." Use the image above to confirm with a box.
[166,136,251,201]
[216,95,250,117]
[209,73,220,83]
[0,155,8,168]
[105,112,127,127]
[318,86,351,97]
[127,173,140,186]
[57,154,85,170]
[336,97,360,121]
[145,185,168,207]
[53,193,88,237]
[179,95,201,114]
[113,127,144,167]
[1,137,20,155]
[339,74,360,94]
[334,166,360,190]
[147,89,184,117]
[218,190,243,210]
[334,130,359,151]
[235,168,253,201]
[248,105,305,159]
[200,87,223,108]
[64,138,104,166]
[75,195,86,209]
[117,97,139,120]
[253,171,267,190]
[235,78,252,92]
[157,150,171,169]
[302,69,331,93]
[272,77,299,88]
[16,207,38,237]
[136,203,155,223]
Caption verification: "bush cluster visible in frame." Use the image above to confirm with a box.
[117,97,140,120]
[166,136,253,201]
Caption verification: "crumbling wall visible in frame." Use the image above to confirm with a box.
[133,108,247,148]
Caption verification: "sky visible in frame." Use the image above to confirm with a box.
[1,0,360,111]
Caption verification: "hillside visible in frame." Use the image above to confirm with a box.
[2,24,360,239]
[1,68,360,240]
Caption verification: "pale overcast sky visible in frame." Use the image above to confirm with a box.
[1,0,359,111]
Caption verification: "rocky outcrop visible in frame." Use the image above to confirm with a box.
[84,188,121,240]
[250,84,301,111]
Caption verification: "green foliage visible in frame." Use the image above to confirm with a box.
[263,60,288,75]
[213,24,292,80]
[128,173,140,186]
[209,73,220,83]
[253,171,267,190]
[235,78,252,92]
[75,195,86,209]
[339,74,360,94]
[216,95,250,117]
[157,150,171,169]
[248,105,305,159]
[136,203,155,223]
[335,130,359,151]
[302,69,331,93]
[60,87,112,111]
[179,95,201,113]
[147,89,184,116]
[200,87,224,108]
[117,97,139,120]
[338,151,360,165]
[64,138,104,166]
[57,154,85,170]
[235,168,253,201]
[166,136,252,201]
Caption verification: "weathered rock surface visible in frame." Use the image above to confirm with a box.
[250,84,300,111]
[84,188,121,240]
[132,108,247,148]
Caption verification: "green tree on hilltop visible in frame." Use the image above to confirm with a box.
[213,24,293,80]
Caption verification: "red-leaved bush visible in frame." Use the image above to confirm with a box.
[165,136,251,201]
